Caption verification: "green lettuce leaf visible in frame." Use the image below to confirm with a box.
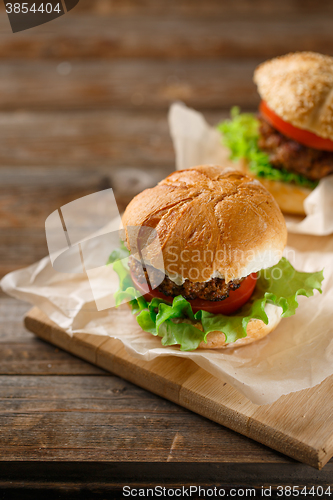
[217,107,318,189]
[107,242,147,314]
[106,241,130,266]
[109,249,324,351]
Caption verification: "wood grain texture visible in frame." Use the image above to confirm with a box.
[0,375,286,463]
[0,296,106,374]
[0,165,173,213]
[0,295,33,341]
[0,111,179,166]
[0,61,259,110]
[0,109,225,172]
[0,13,333,60]
[0,343,106,375]
[25,307,333,469]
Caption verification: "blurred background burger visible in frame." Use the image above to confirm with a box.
[220,52,333,215]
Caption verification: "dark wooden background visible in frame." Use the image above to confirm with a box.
[1,1,333,497]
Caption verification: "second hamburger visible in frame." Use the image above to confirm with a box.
[219,51,333,215]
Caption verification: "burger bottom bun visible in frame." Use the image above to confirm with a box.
[239,160,311,216]
[256,177,311,217]
[172,303,282,349]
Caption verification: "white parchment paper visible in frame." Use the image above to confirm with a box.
[1,238,332,405]
[169,102,333,236]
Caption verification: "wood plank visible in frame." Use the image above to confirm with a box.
[0,61,259,110]
[0,342,106,375]
[0,374,291,463]
[0,162,172,278]
[0,110,229,168]
[25,307,333,469]
[0,111,178,166]
[0,164,173,215]
[0,229,49,279]
[0,296,105,374]
[0,294,31,336]
[0,13,333,60]
[0,111,226,168]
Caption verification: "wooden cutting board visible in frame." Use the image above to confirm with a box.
[25,306,333,470]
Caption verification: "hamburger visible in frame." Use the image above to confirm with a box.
[110,165,323,351]
[218,52,333,215]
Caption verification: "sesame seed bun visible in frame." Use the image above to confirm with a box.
[254,51,333,141]
[122,165,287,284]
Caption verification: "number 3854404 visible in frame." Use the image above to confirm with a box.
[6,3,62,14]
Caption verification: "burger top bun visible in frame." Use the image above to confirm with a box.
[122,165,287,284]
[254,51,333,140]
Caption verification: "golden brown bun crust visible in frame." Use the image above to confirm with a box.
[172,304,281,349]
[239,160,311,216]
[254,52,333,140]
[257,178,310,216]
[122,165,287,283]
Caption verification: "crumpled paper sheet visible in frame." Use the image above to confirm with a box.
[1,236,332,405]
[169,102,333,236]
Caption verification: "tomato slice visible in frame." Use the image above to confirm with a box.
[130,270,257,315]
[260,100,333,152]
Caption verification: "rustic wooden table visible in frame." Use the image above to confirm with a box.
[1,1,333,497]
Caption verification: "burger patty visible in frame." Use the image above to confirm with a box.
[129,257,245,301]
[258,115,333,181]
